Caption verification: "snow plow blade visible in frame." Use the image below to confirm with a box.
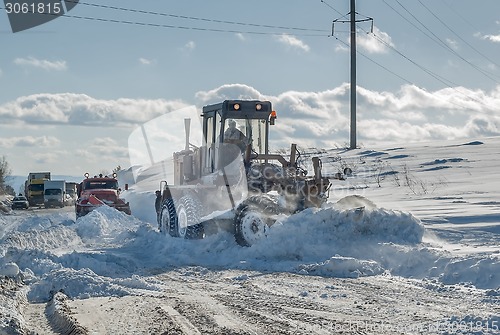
[75,200,131,218]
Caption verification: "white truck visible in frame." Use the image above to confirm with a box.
[44,180,66,208]
[65,182,78,206]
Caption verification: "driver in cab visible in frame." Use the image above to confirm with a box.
[223,119,249,152]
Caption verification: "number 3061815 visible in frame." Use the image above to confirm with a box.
[5,2,61,14]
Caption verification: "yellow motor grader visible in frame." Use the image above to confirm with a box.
[157,100,340,246]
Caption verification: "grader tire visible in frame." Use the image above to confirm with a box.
[234,195,282,247]
[159,198,176,236]
[170,195,205,240]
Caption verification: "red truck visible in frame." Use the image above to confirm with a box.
[75,173,131,218]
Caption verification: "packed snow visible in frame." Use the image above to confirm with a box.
[1,136,500,334]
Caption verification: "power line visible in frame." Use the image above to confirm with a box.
[442,0,479,31]
[321,0,495,112]
[392,0,500,85]
[380,0,500,85]
[381,0,496,81]
[331,35,415,85]
[381,0,443,43]
[69,1,329,34]
[353,16,496,110]
[320,0,344,16]
[367,30,495,110]
[355,24,460,88]
[0,6,329,37]
[331,34,477,111]
[415,0,500,75]
[75,0,497,112]
[322,1,452,87]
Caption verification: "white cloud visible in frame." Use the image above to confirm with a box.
[446,38,459,50]
[0,93,189,127]
[482,34,500,43]
[33,152,59,165]
[335,44,349,53]
[356,26,394,54]
[276,35,310,52]
[196,83,500,148]
[195,84,264,104]
[235,33,245,41]
[447,59,460,68]
[3,83,500,161]
[13,56,67,71]
[68,137,130,170]
[139,57,155,65]
[81,137,130,159]
[183,41,196,51]
[0,135,60,148]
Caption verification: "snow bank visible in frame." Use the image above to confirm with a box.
[441,256,500,289]
[113,196,500,288]
[75,205,140,243]
[1,225,80,255]
[298,256,384,278]
[120,190,157,225]
[28,268,159,302]
[112,196,429,280]
[247,205,426,278]
[0,262,19,277]
[283,205,424,244]
[0,196,12,215]
[0,277,28,334]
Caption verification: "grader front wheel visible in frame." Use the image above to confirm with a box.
[159,198,176,236]
[234,195,282,247]
[173,195,205,239]
[234,205,269,247]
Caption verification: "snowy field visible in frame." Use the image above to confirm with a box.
[1,136,500,334]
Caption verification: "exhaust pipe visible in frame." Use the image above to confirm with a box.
[183,118,194,180]
[184,118,191,151]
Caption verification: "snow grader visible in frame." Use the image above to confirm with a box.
[157,100,339,246]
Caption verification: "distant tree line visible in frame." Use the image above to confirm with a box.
[0,156,15,195]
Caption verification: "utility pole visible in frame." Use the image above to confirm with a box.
[350,0,357,149]
[332,1,373,150]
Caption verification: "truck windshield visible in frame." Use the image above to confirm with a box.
[83,180,119,190]
[45,189,62,195]
[29,184,44,192]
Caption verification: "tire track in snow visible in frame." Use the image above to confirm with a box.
[155,272,330,334]
[160,305,202,335]
[45,292,88,335]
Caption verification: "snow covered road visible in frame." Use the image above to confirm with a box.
[2,136,500,334]
[62,270,500,335]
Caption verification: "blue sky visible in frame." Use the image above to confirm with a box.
[1,0,500,176]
